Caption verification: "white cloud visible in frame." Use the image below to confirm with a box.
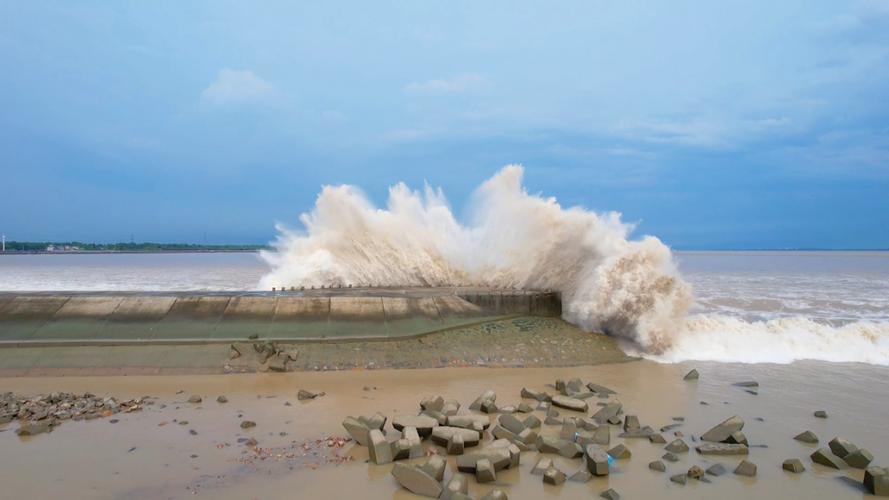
[201,69,274,106]
[403,74,491,95]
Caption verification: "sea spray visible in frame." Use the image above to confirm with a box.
[260,165,693,353]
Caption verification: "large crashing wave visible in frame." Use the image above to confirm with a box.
[260,165,692,353]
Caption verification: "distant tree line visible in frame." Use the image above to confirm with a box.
[1,241,270,253]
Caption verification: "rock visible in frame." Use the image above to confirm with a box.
[587,383,617,395]
[600,488,620,500]
[662,452,679,462]
[782,458,805,473]
[725,431,748,445]
[431,426,481,448]
[392,415,438,437]
[845,449,874,469]
[706,463,726,476]
[570,470,593,482]
[687,465,705,479]
[683,369,699,380]
[476,458,496,483]
[864,467,889,496]
[793,430,818,444]
[665,438,689,454]
[499,414,526,435]
[813,410,828,419]
[734,460,757,477]
[670,473,688,485]
[732,381,759,388]
[551,395,588,412]
[521,387,551,401]
[585,444,610,476]
[623,415,640,432]
[517,403,533,413]
[266,352,290,371]
[592,402,622,424]
[391,462,442,498]
[828,437,859,458]
[810,448,844,469]
[523,415,542,428]
[533,457,553,475]
[297,389,321,401]
[695,443,749,455]
[368,429,393,464]
[701,415,745,443]
[443,474,468,500]
[607,443,631,459]
[240,420,256,429]
[15,421,53,436]
[469,390,497,413]
[649,460,666,472]
[216,395,228,404]
[607,415,622,425]
[420,395,445,412]
[420,454,447,481]
[187,395,202,404]
[342,417,371,446]
[543,467,567,485]
[620,426,655,438]
[558,440,583,459]
[481,490,509,500]
[544,415,564,425]
[649,433,667,444]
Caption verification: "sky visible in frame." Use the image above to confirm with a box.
[1,1,888,249]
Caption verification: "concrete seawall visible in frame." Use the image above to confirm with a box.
[0,288,561,344]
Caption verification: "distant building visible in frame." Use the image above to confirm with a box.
[45,244,81,252]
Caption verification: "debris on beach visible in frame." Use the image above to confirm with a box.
[2,392,145,436]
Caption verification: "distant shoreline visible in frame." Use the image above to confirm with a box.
[1,248,887,256]
[0,249,263,255]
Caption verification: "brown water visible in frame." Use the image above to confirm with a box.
[1,360,886,499]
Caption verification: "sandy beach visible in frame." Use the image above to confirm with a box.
[2,358,887,499]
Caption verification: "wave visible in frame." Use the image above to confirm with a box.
[644,314,889,365]
[259,165,692,353]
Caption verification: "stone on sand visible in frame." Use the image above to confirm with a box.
[216,395,228,403]
[670,473,688,485]
[600,488,620,500]
[864,467,889,496]
[481,489,509,500]
[734,460,757,477]
[570,470,593,482]
[649,460,666,472]
[687,465,705,479]
[551,395,588,412]
[499,414,526,435]
[368,429,393,465]
[391,462,442,498]
[782,459,805,473]
[476,458,496,483]
[845,449,874,469]
[523,415,542,428]
[521,387,551,401]
[811,448,845,469]
[585,444,610,476]
[592,402,622,424]
[814,410,828,418]
[701,415,745,443]
[793,430,818,444]
[665,438,689,454]
[297,389,321,401]
[828,437,859,458]
[420,454,447,481]
[695,443,749,455]
[342,417,372,446]
[532,457,553,475]
[187,395,202,404]
[706,463,727,476]
[649,433,667,444]
[543,467,567,485]
[442,474,468,500]
[683,369,700,380]
[662,452,680,462]
[607,443,631,459]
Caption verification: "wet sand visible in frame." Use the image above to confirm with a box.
[1,360,886,499]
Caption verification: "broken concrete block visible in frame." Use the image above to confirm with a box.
[706,463,726,476]
[442,474,468,500]
[447,433,464,455]
[623,415,640,432]
[782,458,805,473]
[521,387,551,401]
[683,369,699,380]
[695,443,749,455]
[516,428,538,446]
[734,460,757,477]
[517,403,533,413]
[358,412,387,431]
[662,452,679,462]
[420,395,445,412]
[794,430,818,444]
[342,417,371,446]
[649,460,666,472]
[649,433,667,444]
[725,431,748,445]
[447,414,489,434]
[499,414,526,435]
[560,419,578,440]
[476,458,496,483]
[480,490,508,500]
[587,383,617,395]
[813,410,828,419]
[543,467,567,485]
[442,399,461,416]
[391,462,442,498]
[551,395,588,412]
[590,425,610,446]
[592,402,622,424]
[828,437,859,458]
[469,390,497,412]
[456,446,512,473]
[431,426,481,448]
[701,415,745,443]
[844,449,874,469]
[670,473,687,485]
[544,415,564,426]
[420,454,447,481]
[570,470,592,482]
[559,440,584,459]
[297,389,321,401]
[392,415,438,437]
[585,444,610,476]
[403,427,423,458]
[864,467,889,496]
[619,426,655,438]
[421,409,448,426]
[665,438,689,454]
[523,415,542,428]
[600,488,620,500]
[607,443,631,459]
[533,457,553,475]
[811,448,845,469]
[368,429,393,465]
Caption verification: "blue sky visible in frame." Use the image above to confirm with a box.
[1,1,888,249]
